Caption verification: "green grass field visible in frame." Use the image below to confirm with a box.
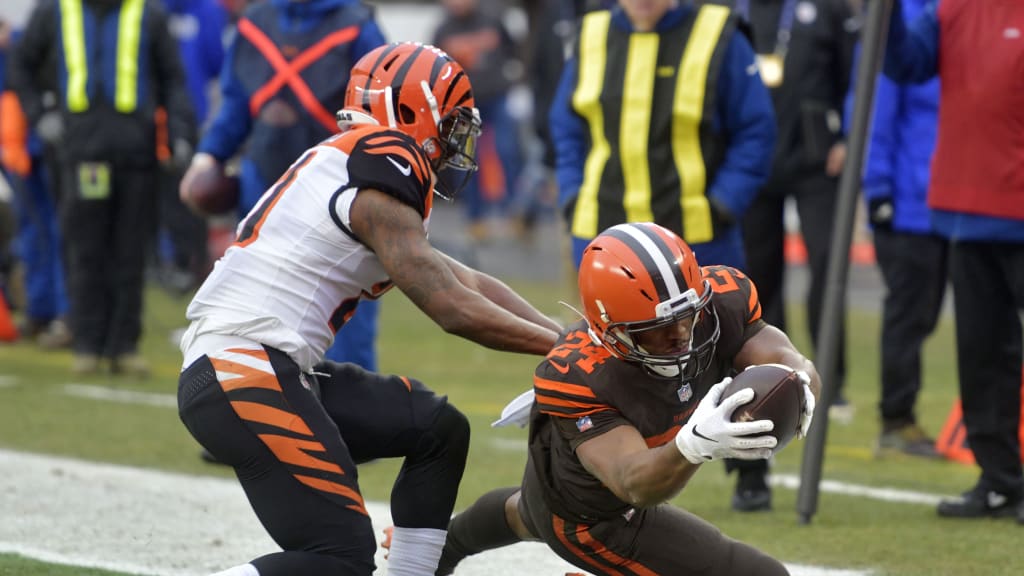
[1,278,1022,576]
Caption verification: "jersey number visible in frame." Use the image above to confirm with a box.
[706,266,744,294]
[236,150,318,246]
[548,330,613,374]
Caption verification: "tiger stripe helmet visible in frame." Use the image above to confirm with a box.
[338,42,481,198]
[579,223,720,380]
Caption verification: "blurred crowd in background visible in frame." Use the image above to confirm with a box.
[0,0,567,371]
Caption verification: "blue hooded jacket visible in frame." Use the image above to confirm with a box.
[162,0,228,124]
[847,0,939,234]
[198,0,385,163]
[549,3,776,224]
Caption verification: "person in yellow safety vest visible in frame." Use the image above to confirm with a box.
[550,0,776,272]
[10,0,197,376]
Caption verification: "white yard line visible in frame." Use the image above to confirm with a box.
[61,383,180,408]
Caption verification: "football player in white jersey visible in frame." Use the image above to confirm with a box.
[177,42,562,576]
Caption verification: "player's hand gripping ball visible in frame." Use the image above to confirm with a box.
[721,364,805,453]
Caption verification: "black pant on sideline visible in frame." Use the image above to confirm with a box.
[60,163,157,357]
[950,241,1024,496]
[874,229,948,423]
[733,173,847,480]
[741,173,847,390]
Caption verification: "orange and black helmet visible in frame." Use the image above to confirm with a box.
[338,42,481,199]
[578,223,720,380]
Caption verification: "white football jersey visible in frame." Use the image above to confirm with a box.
[180,126,435,372]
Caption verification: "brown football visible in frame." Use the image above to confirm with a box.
[721,364,803,453]
[182,163,239,216]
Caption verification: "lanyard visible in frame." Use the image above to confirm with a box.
[736,0,798,57]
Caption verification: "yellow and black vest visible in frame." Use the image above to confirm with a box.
[58,0,148,114]
[570,5,737,244]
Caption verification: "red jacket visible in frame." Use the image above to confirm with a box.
[929,0,1024,220]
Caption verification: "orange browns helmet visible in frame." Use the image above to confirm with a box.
[337,41,482,199]
[578,223,720,380]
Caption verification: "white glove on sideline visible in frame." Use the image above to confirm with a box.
[674,378,777,464]
[796,370,815,439]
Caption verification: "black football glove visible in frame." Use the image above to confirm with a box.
[868,196,894,231]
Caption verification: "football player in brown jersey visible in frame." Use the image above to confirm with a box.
[435,222,820,576]
[177,42,561,576]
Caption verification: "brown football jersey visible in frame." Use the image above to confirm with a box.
[525,265,766,522]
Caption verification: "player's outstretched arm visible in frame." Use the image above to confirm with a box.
[436,251,563,334]
[350,189,559,355]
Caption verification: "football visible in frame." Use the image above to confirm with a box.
[721,363,804,453]
[181,162,239,216]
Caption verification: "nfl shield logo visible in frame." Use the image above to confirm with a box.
[677,383,693,403]
[576,416,594,432]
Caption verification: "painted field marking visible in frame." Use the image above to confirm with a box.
[61,383,179,408]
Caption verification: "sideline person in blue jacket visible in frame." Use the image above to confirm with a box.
[550,0,776,271]
[847,0,946,460]
[182,0,386,370]
[156,0,229,292]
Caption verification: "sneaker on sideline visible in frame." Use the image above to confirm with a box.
[828,394,856,425]
[71,354,101,376]
[110,353,150,378]
[875,422,941,459]
[937,484,1022,519]
[732,469,772,512]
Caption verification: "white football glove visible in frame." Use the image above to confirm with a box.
[674,377,777,464]
[796,370,815,439]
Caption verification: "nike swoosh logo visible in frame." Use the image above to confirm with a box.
[692,426,719,443]
[547,359,570,374]
[387,156,412,176]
